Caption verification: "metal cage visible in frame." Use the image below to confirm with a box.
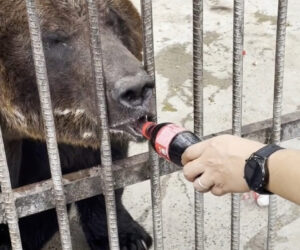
[0,0,297,250]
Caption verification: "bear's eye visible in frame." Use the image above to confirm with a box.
[44,31,69,48]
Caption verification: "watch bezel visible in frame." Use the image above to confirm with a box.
[245,153,270,194]
[244,144,283,195]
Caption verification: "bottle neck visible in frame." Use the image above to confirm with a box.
[142,122,156,140]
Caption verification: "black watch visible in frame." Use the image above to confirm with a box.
[244,144,283,195]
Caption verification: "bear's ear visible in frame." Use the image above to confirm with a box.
[108,0,143,60]
[54,0,85,8]
[50,0,87,17]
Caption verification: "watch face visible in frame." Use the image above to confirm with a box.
[252,167,263,190]
[245,157,263,191]
[245,145,280,195]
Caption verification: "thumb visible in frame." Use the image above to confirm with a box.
[182,139,210,165]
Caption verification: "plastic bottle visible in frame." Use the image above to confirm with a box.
[142,122,201,166]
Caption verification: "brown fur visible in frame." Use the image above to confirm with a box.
[0,0,147,147]
[0,1,153,249]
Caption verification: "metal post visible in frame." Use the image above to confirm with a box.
[232,0,244,249]
[86,0,120,249]
[25,1,72,249]
[268,1,288,249]
[140,0,164,249]
[193,0,205,249]
[0,127,23,249]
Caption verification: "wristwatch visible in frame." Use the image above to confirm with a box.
[244,144,283,194]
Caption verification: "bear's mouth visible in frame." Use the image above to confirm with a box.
[110,114,153,141]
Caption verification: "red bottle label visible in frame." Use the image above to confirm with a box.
[154,124,186,161]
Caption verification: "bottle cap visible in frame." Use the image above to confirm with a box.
[142,121,156,140]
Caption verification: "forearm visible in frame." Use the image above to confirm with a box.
[182,135,300,205]
[267,149,300,205]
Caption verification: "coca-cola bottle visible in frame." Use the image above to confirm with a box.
[142,122,201,166]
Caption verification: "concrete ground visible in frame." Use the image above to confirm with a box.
[45,0,300,249]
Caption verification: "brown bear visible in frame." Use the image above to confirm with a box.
[0,0,153,249]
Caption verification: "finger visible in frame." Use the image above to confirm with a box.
[193,172,214,193]
[210,185,226,196]
[183,159,206,182]
[181,139,210,165]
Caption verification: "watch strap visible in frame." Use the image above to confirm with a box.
[245,144,283,194]
[254,144,283,159]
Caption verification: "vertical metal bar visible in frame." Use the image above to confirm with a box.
[193,0,205,250]
[25,1,72,249]
[0,127,23,250]
[268,1,288,249]
[232,0,244,249]
[86,1,120,249]
[140,1,164,249]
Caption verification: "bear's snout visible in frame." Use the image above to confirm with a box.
[113,71,154,109]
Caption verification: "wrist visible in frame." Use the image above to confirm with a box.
[266,149,286,192]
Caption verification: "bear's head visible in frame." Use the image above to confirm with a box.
[0,0,153,148]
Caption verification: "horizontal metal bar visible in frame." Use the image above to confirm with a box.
[208,110,300,143]
[1,111,300,223]
[0,152,179,223]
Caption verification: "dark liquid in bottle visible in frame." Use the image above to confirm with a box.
[142,122,201,166]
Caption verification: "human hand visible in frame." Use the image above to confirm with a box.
[182,135,265,195]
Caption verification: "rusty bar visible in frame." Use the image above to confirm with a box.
[193,0,205,249]
[267,1,288,250]
[1,111,300,224]
[24,1,72,249]
[0,153,179,224]
[140,0,164,249]
[86,0,120,249]
[232,0,244,249]
[0,126,23,249]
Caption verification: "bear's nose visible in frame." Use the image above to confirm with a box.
[114,72,154,108]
